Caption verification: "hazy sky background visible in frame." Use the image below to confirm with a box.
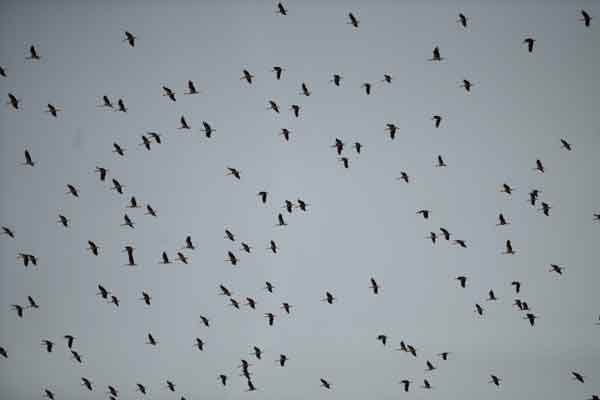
[1,0,599,399]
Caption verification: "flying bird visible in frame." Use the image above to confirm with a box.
[503,240,515,255]
[116,98,127,112]
[440,228,451,240]
[112,142,126,156]
[377,334,387,346]
[489,374,501,387]
[140,291,151,306]
[417,209,430,219]
[178,115,191,130]
[459,79,473,93]
[458,13,468,28]
[300,82,311,96]
[26,296,39,309]
[22,150,35,166]
[81,377,93,391]
[572,371,585,383]
[534,159,545,173]
[347,12,359,29]
[272,66,284,80]
[2,226,15,238]
[497,213,509,226]
[523,37,535,53]
[370,277,380,294]
[549,264,564,275]
[241,69,254,84]
[122,214,135,228]
[26,45,41,61]
[41,340,54,353]
[265,312,275,326]
[193,338,204,351]
[511,281,521,294]
[524,313,539,326]
[268,100,280,113]
[185,80,199,95]
[432,115,442,128]
[429,46,444,61]
[361,82,372,95]
[331,74,342,86]
[399,379,411,392]
[226,167,241,180]
[290,104,301,117]
[320,378,332,389]
[276,2,288,15]
[436,155,447,167]
[11,304,24,318]
[123,245,136,266]
[7,93,20,110]
[66,184,79,198]
[456,276,467,288]
[580,10,592,27]
[560,138,572,151]
[146,333,157,346]
[323,291,336,304]
[201,121,215,138]
[124,31,136,47]
[45,103,63,117]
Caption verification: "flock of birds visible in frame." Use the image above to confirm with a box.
[1,3,599,400]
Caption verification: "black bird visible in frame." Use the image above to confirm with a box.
[109,295,119,307]
[489,375,501,387]
[276,2,287,15]
[458,13,468,28]
[97,285,109,299]
[26,296,39,309]
[11,304,24,318]
[422,379,433,389]
[127,196,141,209]
[116,98,127,112]
[107,386,118,397]
[200,315,210,327]
[487,290,498,301]
[440,228,451,240]
[23,150,35,166]
[99,95,113,108]
[511,281,521,294]
[226,167,241,180]
[503,240,515,255]
[332,138,345,155]
[146,333,157,346]
[140,135,151,150]
[432,115,442,128]
[112,142,126,156]
[219,375,227,386]
[268,240,278,254]
[331,74,342,86]
[377,334,387,346]
[245,297,257,309]
[524,313,538,326]
[201,121,215,138]
[290,104,300,117]
[354,142,362,154]
[382,74,393,83]
[370,277,379,294]
[26,45,41,61]
[2,226,15,238]
[572,371,585,383]
[523,37,535,53]
[272,66,284,80]
[246,380,257,392]
[122,214,135,228]
[385,123,399,139]
[66,184,79,197]
[560,138,572,151]
[268,99,280,113]
[111,179,125,194]
[426,360,436,371]
[183,235,195,250]
[347,12,359,29]
[549,264,564,275]
[140,291,151,306]
[166,380,175,392]
[427,232,437,243]
[124,31,136,47]
[162,86,176,101]
[43,389,55,399]
[178,115,191,130]
[580,10,592,27]
[185,80,199,95]
[219,284,232,297]
[460,79,473,93]
[475,304,484,316]
[429,46,444,61]
[257,191,268,205]
[281,302,292,314]
[323,291,336,304]
[64,335,75,349]
[399,379,411,392]
[41,340,54,353]
[0,66,6,77]
[361,82,372,95]
[194,338,204,351]
[300,82,311,96]
[81,377,93,391]
[277,213,287,226]
[94,166,107,181]
[529,189,540,206]
[320,378,332,389]
[456,276,467,288]
[124,245,136,266]
[540,202,551,216]
[500,183,514,195]
[339,157,350,169]
[265,312,275,326]
[241,69,254,84]
[252,346,262,359]
[264,281,275,293]
[438,352,451,360]
[145,204,157,217]
[7,93,21,110]
[417,209,430,219]
[71,350,83,364]
[279,128,291,141]
[497,213,509,226]
[436,155,447,167]
[534,159,545,173]
[0,346,7,359]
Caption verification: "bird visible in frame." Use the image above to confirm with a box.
[81,377,93,391]
[43,389,55,399]
[425,360,436,371]
[265,313,275,326]
[22,149,35,166]
[489,375,501,387]
[456,276,467,288]
[268,240,278,254]
[219,284,232,296]
[459,79,473,93]
[176,252,189,264]
[98,95,113,108]
[2,226,15,238]
[426,232,437,243]
[290,104,301,117]
[487,290,498,301]
[500,183,514,195]
[296,198,309,211]
[332,138,345,155]
[123,245,136,266]
[572,371,585,383]
[108,295,120,307]
[458,13,468,28]
[11,304,24,318]
[57,214,69,228]
[178,115,191,130]
[399,379,411,392]
[381,74,393,83]
[140,135,151,150]
[94,166,107,181]
[524,313,538,326]
[331,74,342,86]
[165,380,176,392]
[66,184,79,197]
[339,157,350,169]
[432,115,442,128]
[503,240,515,255]
[41,340,54,353]
[241,69,254,84]
[71,350,83,363]
[580,10,592,27]
[279,128,291,141]
[560,138,572,151]
[416,209,430,219]
[193,338,204,351]
[529,189,540,206]
[0,347,7,359]
[107,386,118,397]
[370,277,380,294]
[26,45,41,61]
[438,352,451,360]
[183,235,195,250]
[124,31,136,47]
[276,213,287,226]
[64,335,75,349]
[252,346,262,359]
[122,214,135,228]
[497,213,509,226]
[385,123,399,139]
[272,66,284,80]
[453,239,467,248]
[523,37,535,53]
[256,191,269,205]
[0,66,6,77]
[429,46,444,61]
[200,315,210,327]
[111,179,125,194]
[140,291,151,306]
[219,374,227,386]
[146,333,157,346]
[226,167,241,180]
[540,202,551,216]
[440,228,451,240]
[268,100,280,113]
[549,264,564,275]
[436,155,447,167]
[116,98,127,112]
[323,291,336,304]
[511,281,521,294]
[594,213,600,222]
[347,12,359,29]
[45,104,63,117]
[145,204,158,217]
[246,380,257,392]
[421,379,433,389]
[320,378,332,389]
[7,93,20,110]
[534,159,545,173]
[26,296,39,309]
[281,302,292,314]
[127,196,141,209]
[300,82,311,96]
[201,121,215,138]
[112,142,126,156]
[361,82,372,95]
[245,297,257,309]
[475,304,484,316]
[185,80,199,94]
[264,281,275,293]
[97,285,110,299]
[354,142,363,154]
[377,334,387,346]
[277,354,289,367]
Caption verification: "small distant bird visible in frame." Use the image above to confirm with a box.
[0,346,7,359]
[7,93,21,110]
[43,389,55,399]
[66,184,79,197]
[279,128,291,141]
[264,281,275,293]
[524,313,538,326]
[540,202,551,216]
[26,296,39,309]
[475,304,484,316]
[57,214,69,228]
[560,138,572,151]
[182,235,195,250]
[26,45,41,61]
[194,338,204,351]
[140,135,151,150]
[272,66,284,80]
[276,2,287,15]
[331,74,342,86]
[246,380,257,392]
[426,360,436,371]
[549,264,564,275]
[11,304,24,318]
[0,66,5,77]
[127,196,141,209]
[432,115,442,128]
[111,179,125,194]
[399,379,411,392]
[322,291,336,304]
[332,138,345,155]
[257,191,268,205]
[296,198,309,211]
[370,277,380,294]
[377,334,387,346]
[594,213,600,222]
[112,142,126,156]
[185,80,199,95]
[489,374,501,387]
[417,209,430,219]
[241,69,254,84]
[438,352,451,360]
[580,10,592,27]
[453,240,467,248]
[385,123,399,139]
[122,214,135,229]
[124,31,136,47]
[487,290,498,301]
[116,98,127,112]
[290,104,301,117]
[497,213,509,226]
[97,285,109,299]
[178,115,191,130]
[436,155,447,167]
[422,379,433,389]
[503,240,515,255]
[276,213,287,227]
[572,371,585,383]
[252,346,262,359]
[396,171,410,183]
[99,95,113,108]
[219,284,232,296]
[166,380,175,392]
[456,276,467,288]
[511,281,521,293]
[500,183,514,195]
[523,37,535,53]
[225,251,238,266]
[265,312,275,326]
[94,166,107,181]
[429,46,444,61]
[245,297,257,309]
[440,228,451,240]
[71,350,83,364]
[300,82,311,96]
[109,295,119,307]
[176,252,189,264]
[2,226,15,238]
[81,377,93,391]
[146,333,157,346]
[64,335,75,349]
[219,374,227,386]
[459,79,473,93]
[361,82,372,95]
[277,354,289,367]
[354,142,362,154]
[320,378,332,389]
[268,240,278,254]
[145,204,157,217]
[281,302,292,314]
[529,189,540,206]
[124,245,136,266]
[22,150,35,166]
[382,74,393,83]
[200,315,210,327]
[41,340,54,353]
[107,386,118,397]
[347,12,359,29]
[201,121,215,138]
[458,13,468,28]
[45,104,63,117]
[140,291,151,306]
[534,159,545,173]
[226,167,241,180]
[339,157,350,169]
[268,100,280,113]
[427,232,437,243]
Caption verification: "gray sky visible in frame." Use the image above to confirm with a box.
[1,0,599,399]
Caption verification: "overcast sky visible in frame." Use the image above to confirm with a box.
[1,1,599,399]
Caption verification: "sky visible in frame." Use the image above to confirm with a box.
[1,0,599,399]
